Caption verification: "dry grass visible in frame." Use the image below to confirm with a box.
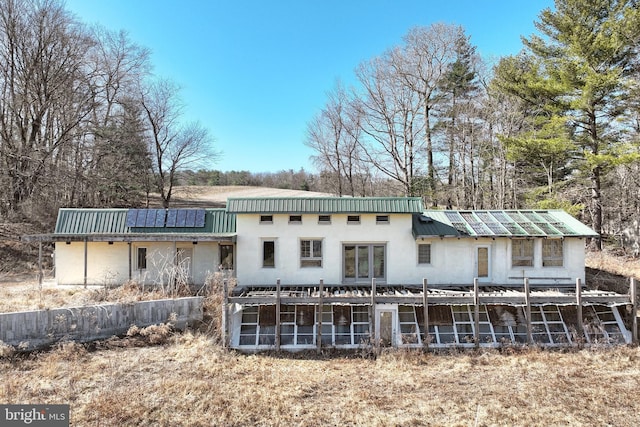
[0,335,638,426]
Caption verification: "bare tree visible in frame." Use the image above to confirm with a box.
[140,78,218,208]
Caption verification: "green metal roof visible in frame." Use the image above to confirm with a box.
[226,197,425,214]
[413,210,598,238]
[54,208,236,236]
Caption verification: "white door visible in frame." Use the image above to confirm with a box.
[476,246,490,282]
[375,306,398,347]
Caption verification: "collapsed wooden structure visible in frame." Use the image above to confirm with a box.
[224,278,638,351]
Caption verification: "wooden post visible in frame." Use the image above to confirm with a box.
[128,242,132,281]
[576,278,584,342]
[524,278,533,344]
[474,278,480,348]
[371,277,377,349]
[83,237,88,288]
[422,278,429,350]
[222,278,228,349]
[317,279,324,354]
[275,278,281,351]
[38,241,43,286]
[631,277,638,344]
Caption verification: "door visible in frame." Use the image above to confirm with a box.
[176,247,193,284]
[375,306,398,347]
[343,244,385,282]
[476,246,490,282]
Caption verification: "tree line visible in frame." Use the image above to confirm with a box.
[0,0,216,225]
[305,0,640,247]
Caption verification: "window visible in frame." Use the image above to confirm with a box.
[259,215,273,224]
[137,247,147,270]
[512,239,534,267]
[376,215,389,224]
[289,215,302,224]
[542,239,563,267]
[220,244,234,270]
[263,240,275,268]
[343,244,385,281]
[318,215,331,224]
[347,215,360,224]
[418,244,431,264]
[300,239,322,267]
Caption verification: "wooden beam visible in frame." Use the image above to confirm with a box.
[631,277,638,344]
[38,241,43,286]
[317,279,324,354]
[371,277,377,350]
[576,278,583,342]
[83,238,88,288]
[524,278,533,344]
[423,278,429,350]
[222,278,228,349]
[128,242,132,281]
[474,278,480,348]
[275,278,281,351]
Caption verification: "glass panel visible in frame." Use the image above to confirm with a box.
[220,245,234,269]
[358,246,369,278]
[263,241,275,268]
[344,246,355,278]
[374,246,385,278]
[379,311,393,346]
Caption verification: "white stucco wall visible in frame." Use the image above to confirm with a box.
[235,213,588,287]
[54,241,227,286]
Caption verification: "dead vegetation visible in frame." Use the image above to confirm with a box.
[0,334,638,426]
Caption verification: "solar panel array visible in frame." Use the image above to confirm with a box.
[126,209,206,228]
[440,210,579,237]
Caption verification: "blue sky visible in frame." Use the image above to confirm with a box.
[65,0,554,173]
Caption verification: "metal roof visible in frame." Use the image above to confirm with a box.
[413,210,598,238]
[54,208,236,237]
[226,197,425,214]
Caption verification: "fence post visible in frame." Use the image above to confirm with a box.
[276,278,281,351]
[422,278,429,350]
[474,278,480,348]
[524,278,533,344]
[317,279,324,354]
[371,277,377,351]
[222,278,228,349]
[631,277,638,344]
[576,278,583,343]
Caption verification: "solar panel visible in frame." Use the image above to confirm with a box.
[519,222,542,235]
[176,209,187,227]
[166,209,177,227]
[451,222,470,234]
[503,223,527,235]
[135,210,148,227]
[469,222,491,235]
[523,211,544,222]
[145,209,158,227]
[486,222,509,234]
[185,209,196,227]
[154,209,166,227]
[445,211,464,222]
[535,222,560,235]
[195,209,206,227]
[125,210,138,227]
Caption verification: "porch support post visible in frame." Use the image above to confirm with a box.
[222,278,228,349]
[422,278,429,350]
[83,237,88,288]
[128,242,132,281]
[317,279,324,354]
[524,278,533,344]
[576,278,584,341]
[371,277,377,350]
[38,241,43,286]
[474,278,480,348]
[276,278,281,351]
[631,277,637,344]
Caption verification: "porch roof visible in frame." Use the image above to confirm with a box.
[229,284,629,307]
[413,210,598,239]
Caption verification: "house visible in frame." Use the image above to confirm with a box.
[24,197,636,350]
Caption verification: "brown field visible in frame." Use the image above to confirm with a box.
[1,334,639,426]
[2,187,640,426]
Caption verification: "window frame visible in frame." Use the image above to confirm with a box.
[259,215,273,224]
[347,215,360,224]
[542,239,564,267]
[289,215,302,224]
[511,239,534,267]
[343,244,386,282]
[417,243,431,265]
[318,215,331,224]
[262,240,276,268]
[136,247,147,270]
[376,215,390,224]
[300,239,323,268]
